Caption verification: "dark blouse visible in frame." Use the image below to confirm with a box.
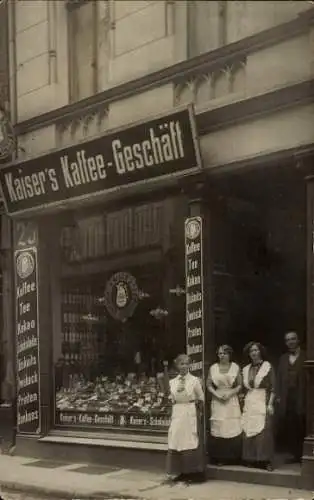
[247,363,276,398]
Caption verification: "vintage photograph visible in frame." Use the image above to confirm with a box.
[0,1,313,499]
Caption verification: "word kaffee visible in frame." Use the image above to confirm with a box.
[0,107,201,215]
[56,410,170,429]
[15,247,41,434]
[4,120,184,200]
[185,216,205,379]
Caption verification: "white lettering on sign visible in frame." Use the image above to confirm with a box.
[188,259,198,271]
[5,168,58,202]
[187,326,202,338]
[17,319,36,336]
[56,411,170,429]
[149,416,170,427]
[60,413,77,425]
[15,247,41,434]
[78,413,93,425]
[2,109,200,215]
[186,275,201,288]
[112,120,184,174]
[186,291,202,305]
[186,242,201,255]
[187,344,203,355]
[18,354,37,372]
[18,371,38,389]
[60,151,107,188]
[16,281,36,299]
[4,120,186,204]
[94,414,114,425]
[19,301,31,315]
[190,361,203,372]
[17,392,38,406]
[17,335,38,354]
[17,410,39,426]
[185,216,205,379]
[129,416,147,426]
[187,308,202,321]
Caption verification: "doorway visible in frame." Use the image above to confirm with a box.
[210,163,307,471]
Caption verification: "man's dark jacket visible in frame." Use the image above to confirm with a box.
[276,350,306,417]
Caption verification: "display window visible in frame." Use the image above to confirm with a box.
[53,197,186,432]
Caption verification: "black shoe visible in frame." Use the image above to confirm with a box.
[185,472,206,484]
[174,474,186,482]
[162,474,184,485]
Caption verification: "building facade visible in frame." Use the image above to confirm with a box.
[0,0,15,452]
[1,0,314,488]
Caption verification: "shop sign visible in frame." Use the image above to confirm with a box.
[185,216,204,379]
[0,106,201,216]
[103,272,139,322]
[55,410,170,430]
[15,247,41,434]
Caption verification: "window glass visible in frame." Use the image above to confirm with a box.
[68,1,97,102]
[54,198,186,431]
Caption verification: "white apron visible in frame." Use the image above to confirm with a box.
[168,373,204,451]
[242,361,271,438]
[210,362,242,438]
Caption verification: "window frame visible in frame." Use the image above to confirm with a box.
[67,0,99,103]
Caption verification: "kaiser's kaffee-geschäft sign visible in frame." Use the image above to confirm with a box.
[0,106,201,216]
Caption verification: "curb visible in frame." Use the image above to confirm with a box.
[0,481,143,499]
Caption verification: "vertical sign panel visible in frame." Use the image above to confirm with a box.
[185,216,205,380]
[15,246,41,434]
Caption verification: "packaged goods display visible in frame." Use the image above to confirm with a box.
[56,372,172,415]
[55,283,173,428]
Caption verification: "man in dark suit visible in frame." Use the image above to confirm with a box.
[276,331,306,463]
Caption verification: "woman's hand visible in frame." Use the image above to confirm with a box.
[215,393,227,402]
[221,391,233,401]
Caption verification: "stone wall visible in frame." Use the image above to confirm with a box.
[9,0,314,169]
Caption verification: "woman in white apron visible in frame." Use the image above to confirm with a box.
[207,345,242,465]
[242,342,275,471]
[165,354,205,484]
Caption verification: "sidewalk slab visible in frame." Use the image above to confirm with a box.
[0,455,312,500]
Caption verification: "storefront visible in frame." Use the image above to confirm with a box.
[0,105,208,457]
[0,103,314,488]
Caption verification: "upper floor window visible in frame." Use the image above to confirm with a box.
[67,0,98,103]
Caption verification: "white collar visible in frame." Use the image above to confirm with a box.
[243,361,271,389]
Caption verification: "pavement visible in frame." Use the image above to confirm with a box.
[0,455,313,500]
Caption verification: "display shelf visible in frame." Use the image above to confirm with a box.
[55,372,172,431]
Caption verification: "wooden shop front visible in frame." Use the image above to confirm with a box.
[0,106,208,467]
[1,102,314,490]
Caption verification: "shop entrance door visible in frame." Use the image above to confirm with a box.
[210,165,307,474]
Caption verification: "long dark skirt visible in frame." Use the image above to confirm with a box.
[167,410,205,477]
[243,415,274,465]
[208,433,242,464]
